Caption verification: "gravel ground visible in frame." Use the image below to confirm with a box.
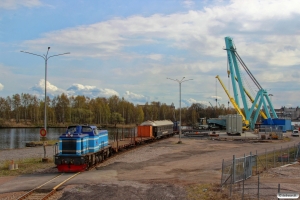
[0,133,300,200]
[0,146,55,163]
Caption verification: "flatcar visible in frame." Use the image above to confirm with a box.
[138,120,175,138]
[54,125,111,172]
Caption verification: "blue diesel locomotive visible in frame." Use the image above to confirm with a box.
[54,125,111,172]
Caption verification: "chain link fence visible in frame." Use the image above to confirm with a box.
[259,125,284,140]
[221,142,300,199]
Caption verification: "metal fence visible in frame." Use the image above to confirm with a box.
[259,125,284,140]
[221,153,256,186]
[221,142,300,199]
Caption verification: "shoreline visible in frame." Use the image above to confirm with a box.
[0,123,137,129]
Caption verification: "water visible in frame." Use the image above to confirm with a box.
[0,127,137,150]
[0,128,66,150]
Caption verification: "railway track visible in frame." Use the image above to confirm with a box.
[17,172,80,200]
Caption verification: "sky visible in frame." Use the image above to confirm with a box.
[0,0,300,109]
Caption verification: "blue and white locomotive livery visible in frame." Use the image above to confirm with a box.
[54,125,111,172]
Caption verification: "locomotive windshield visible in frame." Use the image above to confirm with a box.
[82,126,93,133]
[67,126,76,133]
[66,126,94,134]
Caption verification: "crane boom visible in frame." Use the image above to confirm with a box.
[215,75,249,128]
[225,36,278,129]
[234,77,267,119]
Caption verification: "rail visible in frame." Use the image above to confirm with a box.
[17,172,80,200]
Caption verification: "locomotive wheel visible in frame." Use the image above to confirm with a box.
[95,156,100,163]
[84,155,90,169]
[106,149,110,158]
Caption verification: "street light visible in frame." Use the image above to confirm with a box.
[268,94,273,101]
[21,47,70,132]
[167,77,193,143]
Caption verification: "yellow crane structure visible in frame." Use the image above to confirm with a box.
[234,77,267,120]
[215,75,249,129]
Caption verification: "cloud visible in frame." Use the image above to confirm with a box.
[99,88,119,97]
[34,79,59,92]
[145,54,163,61]
[123,91,150,104]
[186,98,209,106]
[67,84,97,92]
[21,0,300,69]
[0,83,4,91]
[183,0,195,8]
[30,80,120,99]
[67,84,119,98]
[210,95,222,100]
[31,79,65,98]
[4,0,300,109]
[0,0,42,9]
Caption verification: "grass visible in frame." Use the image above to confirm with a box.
[45,140,59,146]
[0,157,55,177]
[186,183,253,200]
[27,139,59,146]
[252,146,298,175]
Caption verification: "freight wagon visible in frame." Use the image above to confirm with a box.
[137,120,175,138]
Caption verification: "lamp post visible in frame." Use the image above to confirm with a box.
[167,77,193,143]
[268,94,273,101]
[21,48,70,132]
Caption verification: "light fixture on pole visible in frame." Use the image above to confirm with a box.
[167,77,193,143]
[268,94,273,101]
[21,48,70,133]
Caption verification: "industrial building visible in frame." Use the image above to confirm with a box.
[275,107,300,121]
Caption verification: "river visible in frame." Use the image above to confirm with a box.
[0,128,65,149]
[0,127,136,150]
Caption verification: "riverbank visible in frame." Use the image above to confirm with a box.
[0,121,137,129]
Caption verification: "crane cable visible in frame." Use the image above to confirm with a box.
[234,51,262,90]
[216,78,218,107]
[227,57,231,109]
[236,59,253,107]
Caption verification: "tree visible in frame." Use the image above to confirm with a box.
[72,95,89,124]
[110,112,124,127]
[12,94,21,123]
[53,93,70,124]
[21,93,31,124]
[135,106,144,125]
[0,97,9,120]
[29,95,40,123]
[108,95,120,113]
